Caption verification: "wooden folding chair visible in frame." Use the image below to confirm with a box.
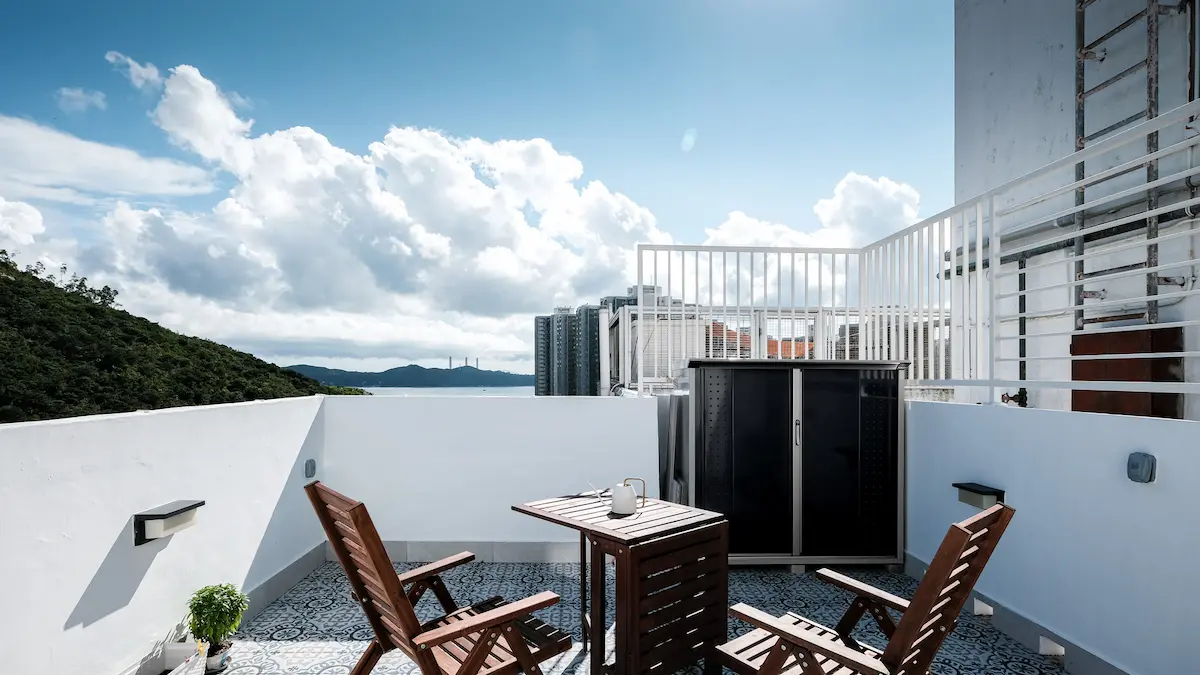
[716,503,1015,675]
[305,481,572,675]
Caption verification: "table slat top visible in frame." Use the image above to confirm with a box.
[512,493,725,544]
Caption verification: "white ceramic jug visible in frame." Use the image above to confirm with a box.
[611,477,646,515]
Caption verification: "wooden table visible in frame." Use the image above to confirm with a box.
[513,494,729,675]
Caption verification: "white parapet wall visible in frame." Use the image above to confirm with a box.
[907,401,1197,675]
[0,396,327,675]
[0,393,660,675]
[320,393,660,560]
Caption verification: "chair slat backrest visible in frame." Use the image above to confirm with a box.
[305,481,425,657]
[881,503,1015,675]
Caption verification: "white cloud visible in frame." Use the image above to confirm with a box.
[105,51,163,90]
[10,59,921,372]
[0,197,45,247]
[812,172,920,245]
[0,116,213,204]
[54,87,107,114]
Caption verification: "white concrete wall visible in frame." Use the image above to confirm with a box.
[955,0,1192,202]
[907,401,1196,675]
[320,395,660,545]
[0,397,326,675]
[955,0,1200,415]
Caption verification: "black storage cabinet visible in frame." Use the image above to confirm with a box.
[676,359,905,566]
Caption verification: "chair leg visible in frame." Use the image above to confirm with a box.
[429,576,459,613]
[350,640,383,675]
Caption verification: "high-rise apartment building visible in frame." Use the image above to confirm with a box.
[533,315,552,396]
[573,305,601,396]
[550,307,577,396]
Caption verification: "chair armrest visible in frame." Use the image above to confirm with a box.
[816,568,910,613]
[729,604,890,675]
[413,592,561,649]
[398,551,476,585]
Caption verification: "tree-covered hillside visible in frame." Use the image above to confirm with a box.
[0,250,364,423]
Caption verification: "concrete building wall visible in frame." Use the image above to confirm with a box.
[955,0,1200,416]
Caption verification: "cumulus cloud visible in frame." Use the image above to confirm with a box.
[0,197,45,247]
[55,87,107,113]
[0,116,212,204]
[105,51,163,90]
[7,57,921,372]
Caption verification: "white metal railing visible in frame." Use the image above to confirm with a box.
[632,246,861,391]
[628,97,1200,404]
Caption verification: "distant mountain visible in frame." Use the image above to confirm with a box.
[287,364,534,388]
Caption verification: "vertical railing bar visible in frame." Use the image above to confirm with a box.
[777,251,783,360]
[868,248,878,357]
[708,252,713,358]
[885,241,892,360]
[872,247,879,360]
[900,236,909,371]
[946,216,955,380]
[722,253,728,360]
[917,228,925,380]
[666,251,672,385]
[791,252,797,359]
[975,201,985,388]
[987,197,999,404]
[842,253,849,360]
[804,253,811,359]
[906,236,913,373]
[961,211,970,379]
[729,251,739,357]
[636,247,644,394]
[949,213,958,378]
[690,251,696,364]
[819,253,827,358]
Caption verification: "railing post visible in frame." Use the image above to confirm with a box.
[987,197,999,405]
[636,246,644,395]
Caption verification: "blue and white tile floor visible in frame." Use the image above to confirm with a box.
[226,561,1064,675]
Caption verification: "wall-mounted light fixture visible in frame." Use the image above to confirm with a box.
[952,482,1005,510]
[133,500,206,546]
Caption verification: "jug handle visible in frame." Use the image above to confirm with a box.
[622,477,647,509]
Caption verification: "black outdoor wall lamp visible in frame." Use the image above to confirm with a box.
[133,500,206,546]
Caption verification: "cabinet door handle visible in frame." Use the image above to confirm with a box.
[794,419,802,446]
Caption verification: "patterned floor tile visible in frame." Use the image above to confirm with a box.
[229,562,1064,675]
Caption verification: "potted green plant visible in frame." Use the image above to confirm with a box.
[187,583,249,673]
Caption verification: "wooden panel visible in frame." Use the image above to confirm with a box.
[630,522,728,675]
[1071,327,1183,418]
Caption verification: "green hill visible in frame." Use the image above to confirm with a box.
[288,363,534,388]
[0,249,365,423]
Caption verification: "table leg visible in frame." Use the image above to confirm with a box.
[590,540,606,675]
[579,532,590,652]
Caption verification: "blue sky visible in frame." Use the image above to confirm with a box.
[0,0,953,371]
[3,0,952,240]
